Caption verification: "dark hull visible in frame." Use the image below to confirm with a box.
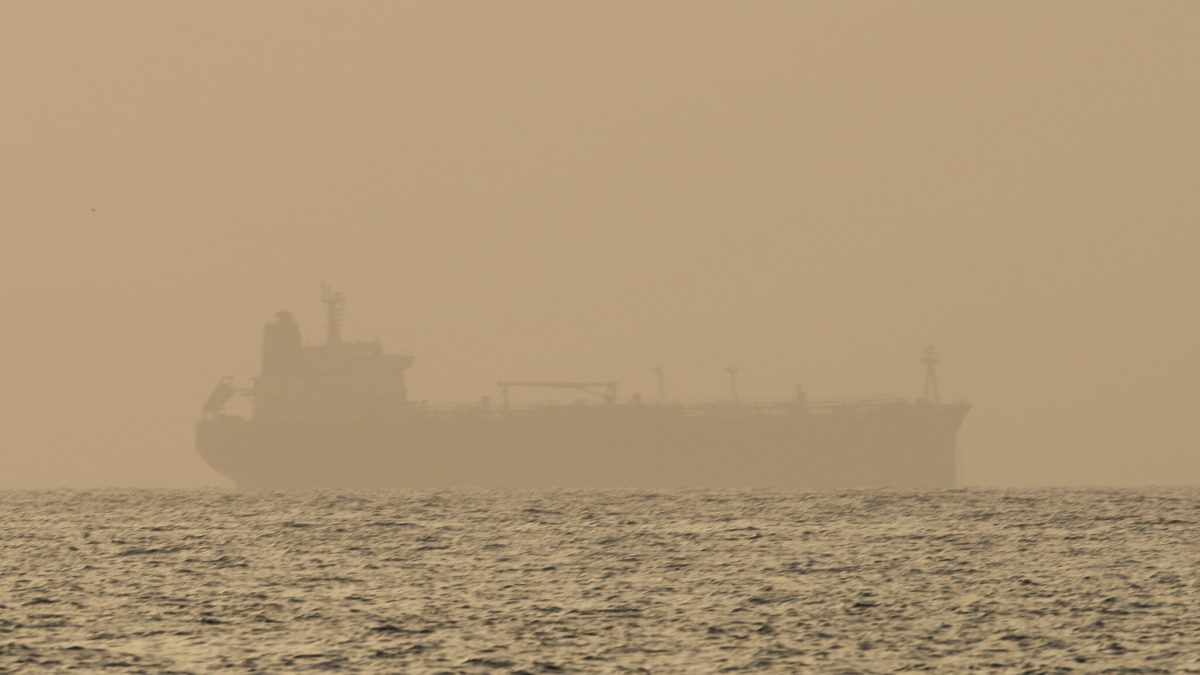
[197,402,970,489]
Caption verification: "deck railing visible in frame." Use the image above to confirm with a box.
[410,396,915,419]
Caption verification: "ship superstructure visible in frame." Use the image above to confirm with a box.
[197,290,970,489]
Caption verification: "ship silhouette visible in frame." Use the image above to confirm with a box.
[197,288,970,489]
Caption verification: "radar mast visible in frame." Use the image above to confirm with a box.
[321,283,345,346]
[922,344,940,403]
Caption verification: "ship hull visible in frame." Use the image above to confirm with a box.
[197,402,970,489]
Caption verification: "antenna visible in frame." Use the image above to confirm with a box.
[653,367,665,403]
[321,282,345,346]
[922,344,940,403]
[727,366,739,403]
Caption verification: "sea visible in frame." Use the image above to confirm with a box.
[2,488,1199,673]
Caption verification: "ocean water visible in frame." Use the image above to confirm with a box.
[2,488,1199,673]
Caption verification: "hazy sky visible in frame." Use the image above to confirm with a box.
[2,2,1198,487]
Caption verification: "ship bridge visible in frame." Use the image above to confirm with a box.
[251,289,414,423]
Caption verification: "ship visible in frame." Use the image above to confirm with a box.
[196,288,971,489]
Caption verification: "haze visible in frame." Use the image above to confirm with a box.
[2,2,1197,488]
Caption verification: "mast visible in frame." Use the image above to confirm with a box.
[922,344,940,403]
[321,283,345,347]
